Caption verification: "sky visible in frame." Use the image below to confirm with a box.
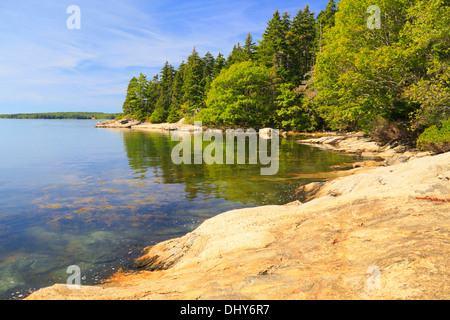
[0,0,330,114]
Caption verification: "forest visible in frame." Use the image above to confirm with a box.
[120,0,449,152]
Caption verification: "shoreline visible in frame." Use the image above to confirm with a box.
[25,131,449,299]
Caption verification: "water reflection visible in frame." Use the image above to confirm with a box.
[0,122,364,299]
[122,130,360,205]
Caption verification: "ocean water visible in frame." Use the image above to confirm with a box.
[0,119,363,299]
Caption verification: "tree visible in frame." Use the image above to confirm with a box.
[214,53,227,77]
[313,0,419,131]
[145,75,160,118]
[287,5,316,85]
[243,33,257,61]
[122,73,150,120]
[257,10,291,80]
[150,61,175,123]
[275,83,317,132]
[227,43,244,65]
[202,52,216,93]
[122,76,139,115]
[316,0,337,53]
[401,0,450,130]
[196,61,277,128]
[150,62,175,123]
[317,0,337,30]
[182,48,205,116]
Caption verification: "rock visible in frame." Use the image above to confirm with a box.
[296,132,431,164]
[384,155,411,166]
[294,181,325,199]
[352,161,384,168]
[26,152,450,300]
[95,120,141,129]
[284,200,303,206]
[393,145,407,153]
[259,128,273,139]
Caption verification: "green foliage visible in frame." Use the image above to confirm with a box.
[401,0,450,130]
[417,119,450,153]
[313,0,449,132]
[120,6,323,130]
[196,61,277,128]
[120,0,448,140]
[287,5,316,85]
[182,48,206,114]
[275,83,316,132]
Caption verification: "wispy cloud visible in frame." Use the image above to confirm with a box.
[0,0,326,113]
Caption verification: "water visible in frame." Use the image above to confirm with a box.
[0,119,364,299]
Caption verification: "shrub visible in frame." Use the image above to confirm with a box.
[369,119,417,147]
[417,119,450,153]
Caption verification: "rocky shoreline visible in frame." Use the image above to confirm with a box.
[25,145,449,300]
[296,132,431,166]
[95,118,198,131]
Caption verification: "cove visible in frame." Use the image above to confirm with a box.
[0,119,367,299]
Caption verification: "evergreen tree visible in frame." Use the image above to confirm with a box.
[122,76,139,115]
[287,5,316,85]
[150,62,175,123]
[182,47,205,115]
[227,43,244,65]
[146,75,160,117]
[122,73,150,120]
[257,10,290,79]
[202,52,216,94]
[213,53,227,77]
[243,33,257,61]
[316,0,338,53]
[171,61,185,108]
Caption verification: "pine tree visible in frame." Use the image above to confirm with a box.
[122,73,150,120]
[316,0,338,52]
[243,33,257,61]
[122,76,139,115]
[257,10,290,79]
[150,62,175,123]
[317,0,337,29]
[146,75,160,116]
[182,47,205,115]
[202,52,216,94]
[227,43,244,65]
[213,53,226,77]
[287,5,316,85]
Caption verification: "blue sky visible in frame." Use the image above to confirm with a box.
[0,0,329,114]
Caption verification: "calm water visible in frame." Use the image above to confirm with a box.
[0,119,364,299]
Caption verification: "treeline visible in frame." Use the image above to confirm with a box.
[122,2,331,129]
[0,112,121,120]
[122,0,449,149]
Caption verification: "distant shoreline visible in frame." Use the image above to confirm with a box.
[0,112,121,120]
